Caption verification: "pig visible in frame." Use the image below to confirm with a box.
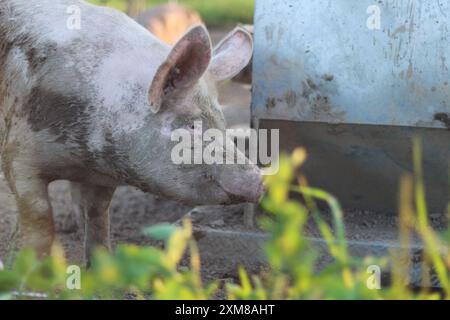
[136,3,203,46]
[0,0,263,263]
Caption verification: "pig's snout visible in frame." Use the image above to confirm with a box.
[217,166,265,204]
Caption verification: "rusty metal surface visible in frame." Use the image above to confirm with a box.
[252,0,450,128]
[260,119,449,212]
[252,1,450,211]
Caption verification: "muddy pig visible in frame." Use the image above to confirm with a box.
[0,0,263,263]
[136,3,203,46]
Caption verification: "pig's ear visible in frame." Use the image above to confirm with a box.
[149,25,212,113]
[208,27,253,82]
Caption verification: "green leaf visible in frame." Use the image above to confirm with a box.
[0,293,12,300]
[13,248,37,275]
[142,224,178,241]
[0,271,20,293]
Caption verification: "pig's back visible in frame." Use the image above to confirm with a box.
[1,0,161,46]
[0,0,168,101]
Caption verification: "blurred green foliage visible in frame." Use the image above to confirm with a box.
[89,0,255,27]
[0,140,449,300]
[228,142,450,299]
[0,220,216,299]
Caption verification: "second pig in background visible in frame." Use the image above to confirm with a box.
[137,3,253,84]
[136,3,203,45]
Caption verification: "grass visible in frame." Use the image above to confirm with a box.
[89,0,255,28]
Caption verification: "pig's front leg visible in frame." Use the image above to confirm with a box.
[10,176,55,259]
[70,182,115,266]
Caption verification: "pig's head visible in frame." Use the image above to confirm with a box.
[112,25,264,205]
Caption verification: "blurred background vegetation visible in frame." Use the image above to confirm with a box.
[89,0,255,28]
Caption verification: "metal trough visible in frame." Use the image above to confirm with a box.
[252,0,450,212]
